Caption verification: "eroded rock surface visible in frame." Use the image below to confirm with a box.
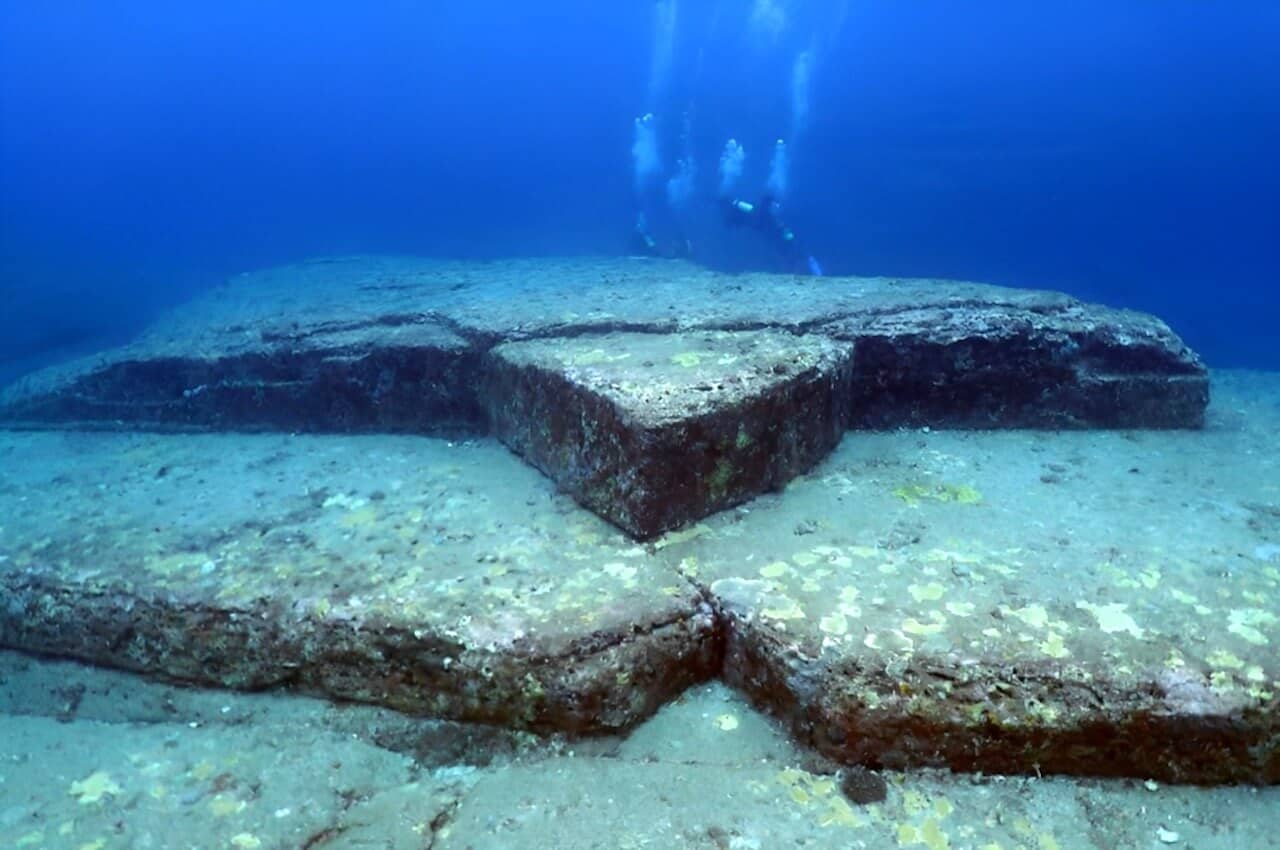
[1,259,1259,787]
[0,432,719,734]
[486,330,852,538]
[0,257,1207,436]
[3,394,1279,784]
[0,257,1209,539]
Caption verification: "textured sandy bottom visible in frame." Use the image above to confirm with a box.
[1,651,1277,850]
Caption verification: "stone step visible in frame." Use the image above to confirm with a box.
[2,401,1276,784]
[0,431,718,734]
[0,257,1210,539]
[486,330,852,539]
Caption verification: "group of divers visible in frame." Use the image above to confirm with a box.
[629,118,824,278]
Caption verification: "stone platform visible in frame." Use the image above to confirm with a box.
[4,258,1271,787]
[2,395,1277,783]
[486,330,852,538]
[0,257,1208,538]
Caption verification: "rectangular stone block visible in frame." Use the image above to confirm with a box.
[486,330,854,539]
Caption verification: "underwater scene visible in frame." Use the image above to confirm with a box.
[1,3,1278,848]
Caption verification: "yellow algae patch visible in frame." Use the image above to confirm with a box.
[920,817,950,850]
[78,840,106,850]
[1139,567,1161,589]
[714,713,739,731]
[909,582,946,602]
[775,768,865,830]
[893,483,982,507]
[793,551,820,567]
[69,771,120,804]
[1076,602,1144,638]
[146,552,207,576]
[818,799,863,828]
[1170,589,1199,606]
[762,596,806,621]
[231,835,263,849]
[654,524,710,549]
[1039,632,1070,659]
[902,611,947,636]
[1007,604,1049,629]
[209,794,247,816]
[15,831,43,847]
[670,351,702,367]
[896,818,951,850]
[1206,649,1245,669]
[602,562,637,582]
[820,612,848,636]
[760,561,790,578]
[945,601,975,617]
[901,789,928,815]
[1228,608,1275,645]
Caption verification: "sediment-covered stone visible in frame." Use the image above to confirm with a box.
[485,330,853,539]
[0,259,1253,787]
[715,597,1279,785]
[665,423,1280,785]
[0,319,483,435]
[1,257,1208,434]
[0,431,719,734]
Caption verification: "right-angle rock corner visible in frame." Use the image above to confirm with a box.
[0,259,1211,542]
[485,329,853,540]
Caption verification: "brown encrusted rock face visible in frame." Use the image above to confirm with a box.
[822,291,1209,429]
[485,330,854,539]
[0,320,484,435]
[715,602,1280,786]
[0,257,1208,435]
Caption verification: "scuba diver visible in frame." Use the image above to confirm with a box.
[630,212,693,260]
[629,111,696,261]
[718,139,822,276]
[720,193,823,277]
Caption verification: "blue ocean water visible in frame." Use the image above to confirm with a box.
[1,1,1277,382]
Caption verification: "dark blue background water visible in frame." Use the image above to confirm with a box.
[3,1,1277,383]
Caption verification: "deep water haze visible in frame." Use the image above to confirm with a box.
[2,1,1278,382]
